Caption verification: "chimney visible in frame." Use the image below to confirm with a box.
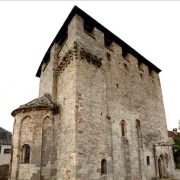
[173,128,178,135]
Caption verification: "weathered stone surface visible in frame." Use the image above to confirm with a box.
[10,6,177,180]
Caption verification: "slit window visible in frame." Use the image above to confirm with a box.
[121,121,126,137]
[136,119,141,128]
[101,159,107,175]
[147,156,150,165]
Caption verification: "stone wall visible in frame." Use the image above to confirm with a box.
[10,110,55,180]
[55,14,174,180]
[11,11,175,180]
[56,57,76,180]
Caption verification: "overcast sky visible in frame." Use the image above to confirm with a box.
[0,1,180,132]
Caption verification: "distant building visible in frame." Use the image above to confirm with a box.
[168,128,180,144]
[168,128,180,169]
[0,127,12,165]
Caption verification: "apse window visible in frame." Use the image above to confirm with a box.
[22,144,30,163]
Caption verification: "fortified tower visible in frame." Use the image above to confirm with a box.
[10,6,175,180]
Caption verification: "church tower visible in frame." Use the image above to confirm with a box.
[10,6,175,180]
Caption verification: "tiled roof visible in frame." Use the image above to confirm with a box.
[19,94,54,109]
[168,131,180,140]
[11,94,55,116]
[0,127,11,145]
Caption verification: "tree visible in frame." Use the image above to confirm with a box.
[173,139,180,168]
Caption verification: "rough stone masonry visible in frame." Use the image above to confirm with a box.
[9,6,176,180]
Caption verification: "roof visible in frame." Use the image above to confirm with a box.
[11,94,55,116]
[36,6,161,77]
[0,127,12,145]
[168,130,180,141]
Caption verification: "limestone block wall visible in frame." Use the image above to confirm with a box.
[39,59,54,97]
[154,145,175,178]
[12,11,174,180]
[75,59,113,180]
[10,110,55,180]
[56,57,77,179]
[73,23,113,179]
[58,14,174,180]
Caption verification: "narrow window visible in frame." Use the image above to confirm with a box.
[101,159,107,175]
[121,122,125,137]
[22,144,30,163]
[136,119,141,128]
[147,156,150,165]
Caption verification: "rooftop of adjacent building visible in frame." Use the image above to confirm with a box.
[0,127,12,145]
[168,128,180,141]
[36,5,161,78]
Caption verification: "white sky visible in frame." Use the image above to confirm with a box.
[0,1,180,132]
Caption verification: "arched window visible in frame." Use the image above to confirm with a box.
[101,159,107,175]
[147,156,150,165]
[22,144,30,163]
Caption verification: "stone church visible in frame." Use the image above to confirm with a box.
[10,6,175,180]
